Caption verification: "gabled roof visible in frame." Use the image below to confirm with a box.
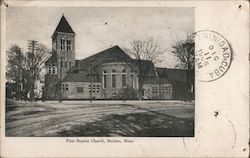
[45,52,57,66]
[144,77,170,84]
[156,67,189,83]
[62,72,100,82]
[78,45,133,71]
[133,59,157,78]
[53,15,75,35]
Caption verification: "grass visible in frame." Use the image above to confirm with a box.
[6,100,194,137]
[57,112,194,137]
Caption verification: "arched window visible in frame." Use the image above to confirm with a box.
[102,70,107,88]
[122,69,126,88]
[131,74,134,88]
[60,38,66,50]
[111,70,116,88]
[66,39,71,51]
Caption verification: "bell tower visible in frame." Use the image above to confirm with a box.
[52,14,76,79]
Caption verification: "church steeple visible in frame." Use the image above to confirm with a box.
[52,15,75,36]
[51,14,76,79]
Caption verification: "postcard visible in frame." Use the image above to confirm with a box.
[0,0,249,157]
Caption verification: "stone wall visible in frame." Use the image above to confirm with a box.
[101,62,139,99]
[52,32,76,79]
[143,83,172,99]
[61,62,173,100]
[62,81,102,99]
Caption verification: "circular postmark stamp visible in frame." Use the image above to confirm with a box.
[192,30,233,82]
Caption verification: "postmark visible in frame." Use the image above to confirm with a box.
[192,30,232,82]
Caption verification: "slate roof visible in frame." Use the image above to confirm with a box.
[78,45,133,71]
[53,15,75,35]
[156,67,190,83]
[68,46,159,78]
[45,52,57,66]
[62,72,101,82]
[143,77,170,84]
[133,59,158,78]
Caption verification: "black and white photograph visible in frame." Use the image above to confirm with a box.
[1,1,250,158]
[5,7,195,137]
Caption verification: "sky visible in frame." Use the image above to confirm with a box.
[6,7,194,68]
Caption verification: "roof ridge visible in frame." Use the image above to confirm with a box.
[156,67,186,71]
[80,45,127,61]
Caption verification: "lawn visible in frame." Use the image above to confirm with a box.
[5,100,194,137]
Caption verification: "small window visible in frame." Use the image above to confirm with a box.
[92,85,96,93]
[88,85,91,92]
[96,85,100,93]
[48,68,52,74]
[112,70,116,73]
[164,86,172,94]
[161,86,165,93]
[77,87,84,93]
[122,69,126,73]
[63,84,69,91]
[52,67,56,74]
[168,86,172,94]
[152,87,158,94]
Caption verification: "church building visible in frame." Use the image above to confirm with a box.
[43,15,193,100]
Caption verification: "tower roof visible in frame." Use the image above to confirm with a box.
[53,15,75,35]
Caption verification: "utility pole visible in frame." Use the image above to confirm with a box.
[28,40,38,101]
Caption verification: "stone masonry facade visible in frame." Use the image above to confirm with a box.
[42,15,195,100]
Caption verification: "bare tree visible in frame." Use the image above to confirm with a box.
[126,37,164,65]
[125,37,164,99]
[6,45,25,100]
[6,42,51,101]
[172,36,195,101]
[26,42,51,101]
[172,36,195,70]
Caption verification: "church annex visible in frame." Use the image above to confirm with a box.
[43,15,194,100]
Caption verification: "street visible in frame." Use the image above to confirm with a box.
[6,100,194,137]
